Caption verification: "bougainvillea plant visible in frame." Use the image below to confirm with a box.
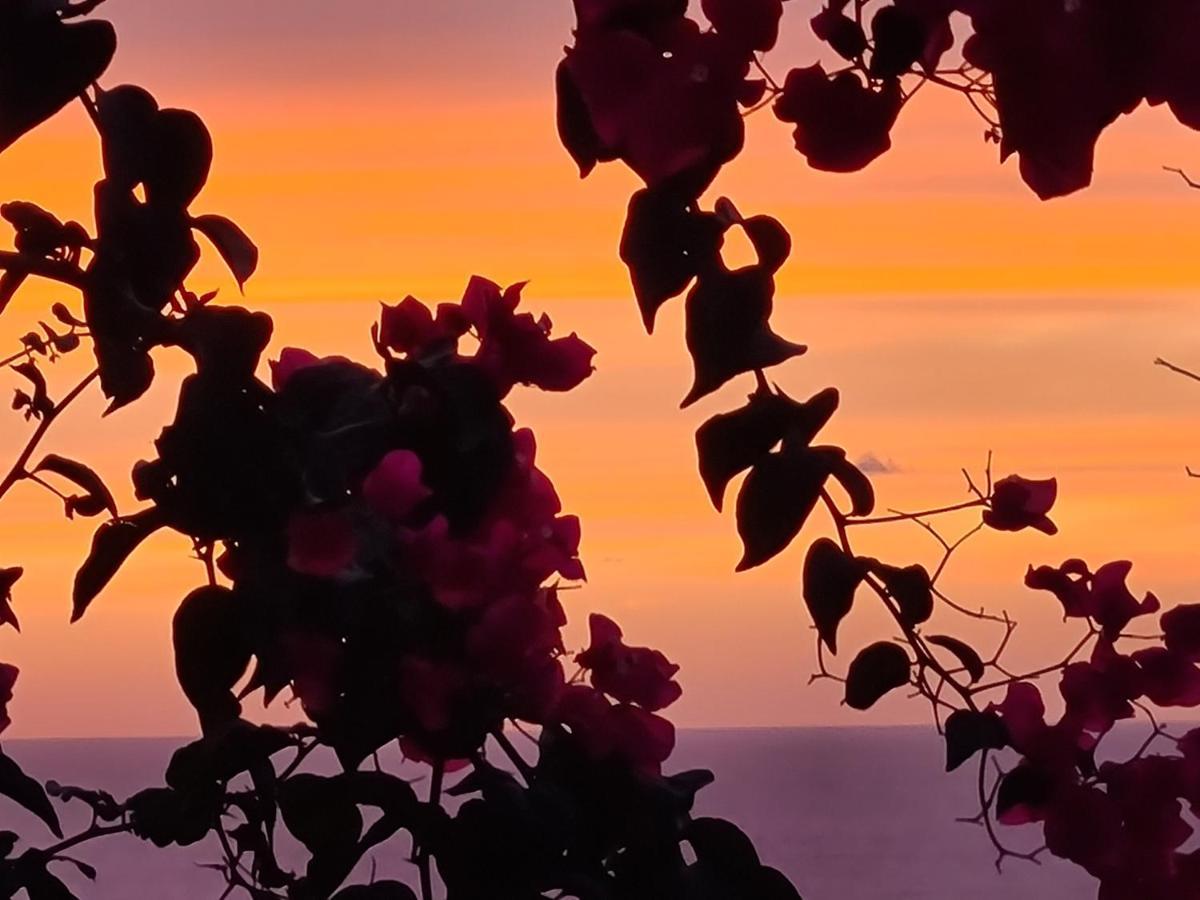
[558,1,1200,899]
[0,2,805,898]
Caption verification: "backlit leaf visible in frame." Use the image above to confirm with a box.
[802,538,866,654]
[928,635,986,684]
[844,642,911,710]
[943,709,1007,772]
[72,507,166,621]
[191,214,259,289]
[0,748,61,837]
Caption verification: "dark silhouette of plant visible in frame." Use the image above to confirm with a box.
[0,2,803,898]
[557,1,1200,898]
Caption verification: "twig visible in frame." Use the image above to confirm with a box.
[0,369,100,500]
[1164,166,1200,190]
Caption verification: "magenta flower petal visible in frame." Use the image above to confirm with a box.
[362,450,430,521]
[269,347,321,392]
[286,509,357,577]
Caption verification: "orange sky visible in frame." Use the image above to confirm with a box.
[1,0,1200,736]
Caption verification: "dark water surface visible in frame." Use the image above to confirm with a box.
[0,727,1098,899]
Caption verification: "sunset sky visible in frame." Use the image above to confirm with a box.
[2,0,1200,737]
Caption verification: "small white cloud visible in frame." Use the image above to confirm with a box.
[856,453,901,475]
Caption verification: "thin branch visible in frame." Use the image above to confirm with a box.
[493,728,536,783]
[1164,166,1200,190]
[1155,357,1200,384]
[0,369,100,500]
[846,498,985,526]
[40,822,129,858]
[0,251,88,292]
[417,762,443,900]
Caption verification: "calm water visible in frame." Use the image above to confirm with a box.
[0,727,1098,899]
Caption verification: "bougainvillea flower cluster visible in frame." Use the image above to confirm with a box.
[560,0,1200,201]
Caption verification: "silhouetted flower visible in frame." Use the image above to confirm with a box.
[1027,560,1159,638]
[773,64,902,172]
[269,347,321,391]
[577,614,682,711]
[984,475,1058,535]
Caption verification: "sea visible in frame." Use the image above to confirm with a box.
[0,727,1101,899]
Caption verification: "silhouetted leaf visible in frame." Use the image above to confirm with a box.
[344,770,420,850]
[173,586,252,732]
[34,454,118,520]
[696,387,838,511]
[943,709,1008,772]
[739,214,791,275]
[12,361,52,418]
[72,507,166,621]
[685,817,760,875]
[172,305,272,379]
[555,59,614,180]
[620,183,725,332]
[145,109,212,208]
[191,214,258,289]
[51,303,84,329]
[126,786,217,848]
[0,271,25,316]
[802,538,866,654]
[751,866,805,900]
[21,864,78,900]
[0,748,61,837]
[811,7,868,60]
[682,266,806,407]
[54,857,96,881]
[869,5,926,78]
[0,11,116,153]
[94,84,159,189]
[0,568,21,632]
[664,769,716,813]
[83,276,160,413]
[927,635,986,684]
[867,560,933,627]
[166,721,291,793]
[279,774,362,856]
[826,454,875,517]
[844,642,911,710]
[735,445,845,571]
[996,763,1054,824]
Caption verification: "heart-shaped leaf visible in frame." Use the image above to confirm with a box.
[555,59,615,180]
[682,266,807,408]
[943,709,1007,772]
[173,586,252,732]
[621,183,726,332]
[697,387,839,511]
[735,445,846,571]
[844,642,911,710]
[868,560,933,627]
[145,109,212,209]
[803,538,866,654]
